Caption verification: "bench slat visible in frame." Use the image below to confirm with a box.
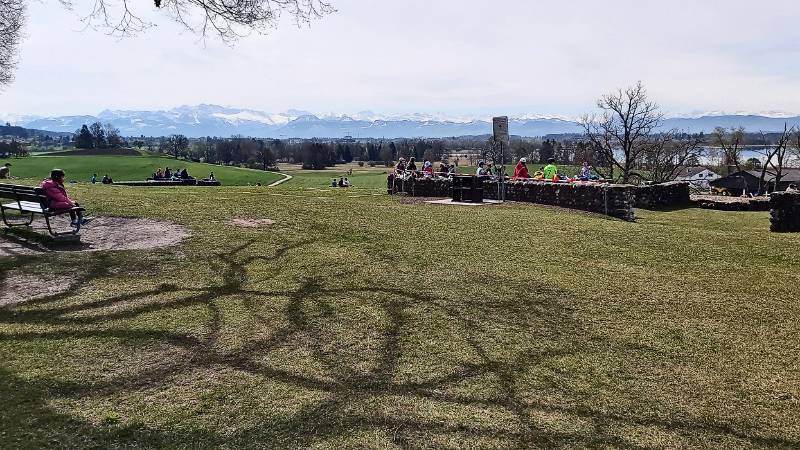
[2,201,44,213]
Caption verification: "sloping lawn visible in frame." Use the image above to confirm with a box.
[2,155,284,186]
[0,178,798,448]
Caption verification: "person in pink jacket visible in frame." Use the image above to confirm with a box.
[40,169,91,226]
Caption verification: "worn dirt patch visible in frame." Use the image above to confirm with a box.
[0,217,190,257]
[0,272,74,306]
[228,218,275,228]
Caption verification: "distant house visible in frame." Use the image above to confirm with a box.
[709,168,800,195]
[674,166,721,188]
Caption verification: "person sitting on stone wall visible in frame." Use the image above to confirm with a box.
[394,158,407,177]
[513,158,530,179]
[101,174,113,184]
[406,157,418,177]
[164,167,172,179]
[543,158,558,181]
[448,164,457,177]
[438,161,449,177]
[422,161,434,178]
[476,161,491,177]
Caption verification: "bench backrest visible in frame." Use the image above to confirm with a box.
[0,184,49,206]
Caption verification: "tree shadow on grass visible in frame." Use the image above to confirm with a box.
[0,239,798,449]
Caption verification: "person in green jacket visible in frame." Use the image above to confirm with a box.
[543,158,558,180]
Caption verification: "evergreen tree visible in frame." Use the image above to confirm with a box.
[74,125,94,149]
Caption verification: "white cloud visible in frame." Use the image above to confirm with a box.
[3,0,800,117]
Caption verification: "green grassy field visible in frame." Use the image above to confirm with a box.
[2,155,284,186]
[1,170,799,448]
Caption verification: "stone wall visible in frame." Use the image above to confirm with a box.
[634,181,691,209]
[692,195,771,212]
[387,175,635,221]
[770,192,800,232]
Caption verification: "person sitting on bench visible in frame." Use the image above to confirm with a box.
[101,174,113,184]
[180,168,191,179]
[164,167,172,179]
[41,169,91,227]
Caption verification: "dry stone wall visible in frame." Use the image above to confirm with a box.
[634,182,691,209]
[387,175,635,221]
[770,192,800,232]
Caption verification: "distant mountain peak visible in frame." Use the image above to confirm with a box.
[9,105,800,138]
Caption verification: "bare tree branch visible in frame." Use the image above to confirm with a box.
[70,0,335,43]
[1,0,334,85]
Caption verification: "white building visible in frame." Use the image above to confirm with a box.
[674,166,721,188]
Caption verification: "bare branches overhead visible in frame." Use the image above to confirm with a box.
[0,0,25,85]
[69,0,335,43]
[0,0,334,86]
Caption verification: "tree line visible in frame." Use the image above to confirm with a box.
[74,122,124,149]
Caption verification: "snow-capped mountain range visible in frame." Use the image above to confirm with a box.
[4,104,800,138]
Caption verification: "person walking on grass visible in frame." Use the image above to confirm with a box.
[41,169,92,227]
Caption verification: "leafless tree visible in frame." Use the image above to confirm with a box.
[755,124,793,194]
[710,126,746,174]
[0,0,24,85]
[642,134,706,184]
[581,81,683,184]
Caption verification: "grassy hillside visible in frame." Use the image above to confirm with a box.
[1,171,799,448]
[2,155,284,186]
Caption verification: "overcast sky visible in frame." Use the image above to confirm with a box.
[3,0,800,118]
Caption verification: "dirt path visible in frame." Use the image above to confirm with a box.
[0,216,190,258]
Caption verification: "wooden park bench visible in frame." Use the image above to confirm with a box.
[0,183,85,238]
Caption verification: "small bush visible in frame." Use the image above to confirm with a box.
[357,161,365,167]
[368,161,377,167]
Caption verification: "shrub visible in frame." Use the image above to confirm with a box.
[357,161,365,167]
[368,161,377,167]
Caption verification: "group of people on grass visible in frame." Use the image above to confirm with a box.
[153,167,193,181]
[331,177,353,188]
[90,173,114,184]
[394,156,598,183]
